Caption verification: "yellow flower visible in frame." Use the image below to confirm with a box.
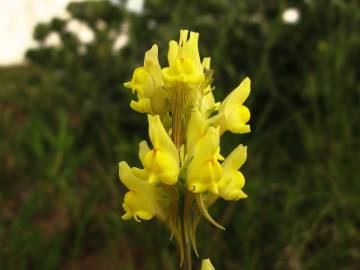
[218,144,248,201]
[139,114,180,185]
[211,77,251,134]
[119,161,168,222]
[162,30,204,87]
[187,127,223,194]
[201,258,215,270]
[159,30,213,148]
[124,45,167,114]
[186,110,207,157]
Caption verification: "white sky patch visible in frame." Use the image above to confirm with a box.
[44,32,61,47]
[113,34,129,51]
[126,0,144,14]
[66,19,95,44]
[0,0,138,66]
[0,0,85,66]
[282,7,301,25]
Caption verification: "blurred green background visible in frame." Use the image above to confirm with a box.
[1,0,360,269]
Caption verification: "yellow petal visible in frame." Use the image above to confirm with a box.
[188,160,222,194]
[139,115,180,185]
[142,149,179,185]
[168,40,179,66]
[138,140,151,165]
[163,59,204,85]
[132,167,149,181]
[222,145,247,171]
[193,127,220,159]
[214,77,251,134]
[201,259,215,270]
[186,110,207,156]
[119,161,148,192]
[179,29,189,48]
[144,45,163,90]
[125,67,154,97]
[124,45,166,114]
[218,145,248,201]
[118,163,156,221]
[121,191,156,222]
[130,98,153,114]
[202,57,211,70]
[187,127,223,194]
[162,30,204,87]
[119,162,169,221]
[148,114,179,164]
[218,171,247,201]
[144,44,160,66]
[220,77,251,110]
[187,31,201,69]
[224,105,251,134]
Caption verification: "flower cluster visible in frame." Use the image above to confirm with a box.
[120,30,251,269]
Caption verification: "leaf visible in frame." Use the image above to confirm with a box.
[195,193,225,231]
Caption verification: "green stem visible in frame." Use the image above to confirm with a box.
[181,218,191,270]
[182,193,193,270]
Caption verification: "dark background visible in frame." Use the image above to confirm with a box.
[0,0,359,269]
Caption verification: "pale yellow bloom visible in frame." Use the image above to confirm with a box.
[119,162,168,222]
[162,30,204,87]
[139,114,180,185]
[218,144,248,201]
[201,258,215,270]
[212,77,251,134]
[124,45,167,114]
[187,127,223,194]
[186,110,207,157]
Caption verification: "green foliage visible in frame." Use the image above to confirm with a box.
[1,0,360,269]
[67,1,124,26]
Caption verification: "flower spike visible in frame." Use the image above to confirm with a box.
[120,29,252,268]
